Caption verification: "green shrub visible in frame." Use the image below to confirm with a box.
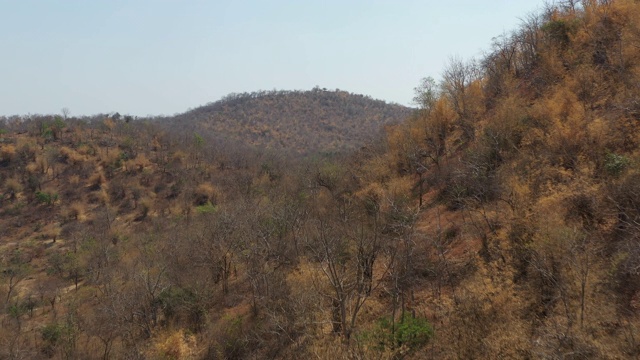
[393,315,433,349]
[365,314,433,353]
[604,152,630,177]
[35,191,58,206]
[41,321,75,358]
[158,287,206,332]
[196,201,217,214]
[41,323,63,344]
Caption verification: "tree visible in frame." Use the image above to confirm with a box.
[61,107,70,120]
[441,56,482,141]
[413,76,439,115]
[2,248,31,304]
[307,201,389,340]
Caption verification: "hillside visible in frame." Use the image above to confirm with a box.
[3,1,640,359]
[166,88,413,154]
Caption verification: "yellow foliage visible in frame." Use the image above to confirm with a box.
[354,182,386,214]
[3,177,22,196]
[547,85,584,125]
[153,330,196,360]
[0,144,16,162]
[359,153,395,184]
[25,161,39,174]
[59,146,84,165]
[382,176,414,212]
[103,118,116,131]
[76,143,94,156]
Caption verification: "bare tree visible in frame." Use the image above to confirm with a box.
[441,56,482,140]
[61,107,71,120]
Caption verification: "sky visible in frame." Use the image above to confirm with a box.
[0,0,544,117]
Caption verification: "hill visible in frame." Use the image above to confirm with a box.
[3,1,640,359]
[166,88,413,154]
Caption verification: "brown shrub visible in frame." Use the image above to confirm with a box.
[87,172,105,191]
[0,144,16,164]
[59,146,84,165]
[4,178,23,199]
[63,202,84,221]
[194,183,217,206]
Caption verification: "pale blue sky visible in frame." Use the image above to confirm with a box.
[0,0,543,116]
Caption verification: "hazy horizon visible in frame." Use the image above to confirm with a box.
[0,0,542,117]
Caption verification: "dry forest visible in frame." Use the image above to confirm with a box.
[2,1,640,359]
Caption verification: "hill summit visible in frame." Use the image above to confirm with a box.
[167,88,413,154]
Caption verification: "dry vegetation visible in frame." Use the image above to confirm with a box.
[167,88,413,155]
[2,1,640,359]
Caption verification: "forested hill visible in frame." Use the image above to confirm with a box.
[6,1,640,359]
[167,88,413,154]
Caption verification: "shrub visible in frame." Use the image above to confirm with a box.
[87,173,105,191]
[58,146,84,165]
[542,18,577,48]
[158,287,206,332]
[16,141,36,164]
[389,315,433,349]
[63,202,83,221]
[4,178,22,199]
[366,314,433,353]
[137,197,153,220]
[604,152,630,177]
[35,190,58,206]
[196,201,216,214]
[107,178,127,202]
[0,144,16,165]
[41,323,63,357]
[40,321,75,358]
[194,183,217,206]
[155,330,194,360]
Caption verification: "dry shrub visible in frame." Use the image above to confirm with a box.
[58,146,84,165]
[132,153,151,171]
[98,189,109,204]
[354,182,385,215]
[565,189,602,230]
[107,178,127,203]
[137,197,153,220]
[140,168,154,187]
[64,202,84,221]
[171,151,186,165]
[68,174,81,186]
[360,153,395,184]
[153,330,195,359]
[483,94,528,155]
[0,144,16,163]
[87,172,105,191]
[15,138,37,163]
[76,144,94,156]
[4,178,23,198]
[35,156,48,174]
[385,177,413,204]
[98,148,121,168]
[439,146,502,210]
[43,227,61,243]
[194,183,217,206]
